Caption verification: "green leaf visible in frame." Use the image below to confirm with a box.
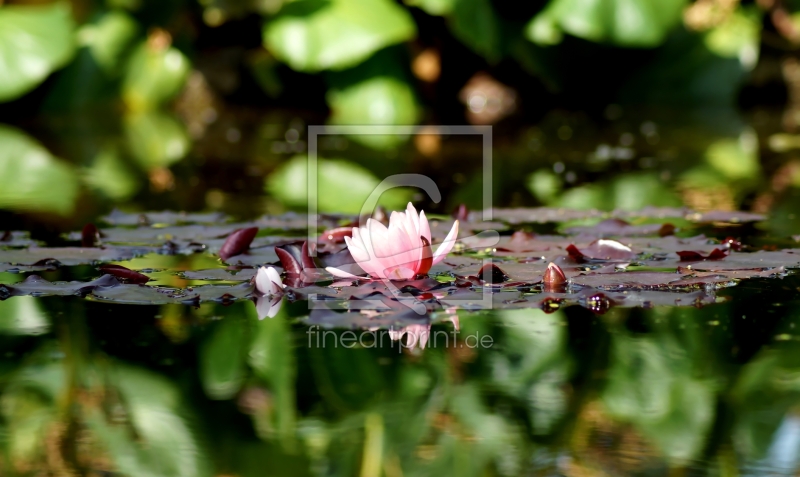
[82,146,141,200]
[200,316,251,400]
[326,50,420,150]
[404,0,454,16]
[525,6,564,46]
[548,0,688,47]
[0,124,79,216]
[263,0,416,72]
[704,130,760,180]
[266,155,413,213]
[526,169,563,204]
[122,41,190,110]
[79,10,140,75]
[704,7,761,71]
[124,110,190,169]
[0,2,76,102]
[449,0,505,61]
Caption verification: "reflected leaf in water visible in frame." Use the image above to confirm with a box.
[82,146,141,201]
[86,362,212,477]
[731,310,800,459]
[79,10,139,75]
[263,0,416,72]
[124,110,191,169]
[0,297,49,336]
[246,302,296,443]
[0,2,76,102]
[122,37,190,110]
[200,312,251,400]
[601,316,717,462]
[0,124,80,216]
[266,155,412,213]
[0,360,62,471]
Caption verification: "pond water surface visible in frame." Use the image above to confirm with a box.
[1,106,800,476]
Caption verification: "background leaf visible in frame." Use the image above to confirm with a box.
[0,2,76,102]
[263,0,416,72]
[0,124,79,216]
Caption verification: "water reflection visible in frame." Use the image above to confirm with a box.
[0,276,797,475]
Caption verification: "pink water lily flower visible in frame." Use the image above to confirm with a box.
[326,203,459,280]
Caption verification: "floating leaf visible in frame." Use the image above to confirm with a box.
[0,2,76,102]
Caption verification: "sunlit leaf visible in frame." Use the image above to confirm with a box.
[547,0,688,47]
[0,2,76,102]
[525,5,564,46]
[704,7,760,71]
[122,41,190,110]
[326,50,420,149]
[124,110,190,169]
[404,0,454,16]
[0,124,79,216]
[82,146,141,200]
[266,155,412,213]
[79,10,140,74]
[263,0,416,72]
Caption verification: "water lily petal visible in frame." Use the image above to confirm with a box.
[326,266,361,278]
[432,220,459,265]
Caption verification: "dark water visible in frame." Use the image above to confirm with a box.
[1,106,800,476]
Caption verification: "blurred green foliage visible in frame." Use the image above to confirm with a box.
[0,279,797,475]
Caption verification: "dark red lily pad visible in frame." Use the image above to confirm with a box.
[676,248,728,261]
